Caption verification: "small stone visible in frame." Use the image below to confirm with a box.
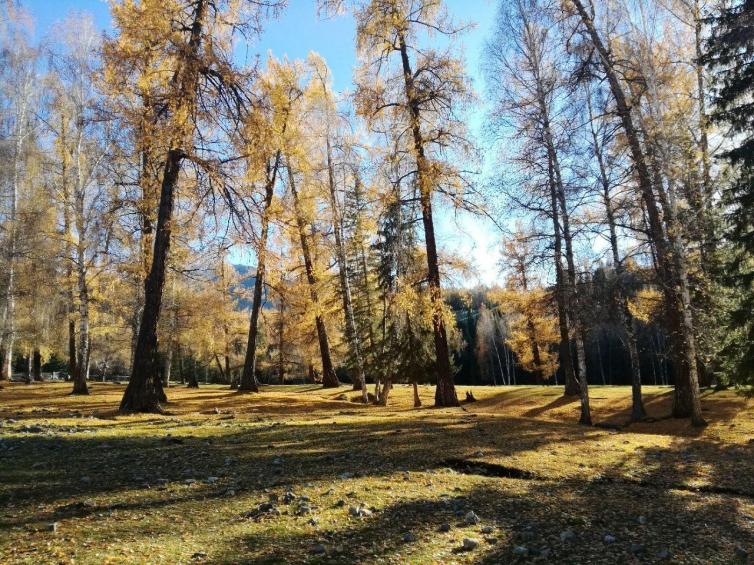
[296,504,312,515]
[206,476,218,484]
[282,492,296,504]
[439,523,451,532]
[310,544,326,555]
[184,479,196,485]
[560,529,575,542]
[338,471,354,479]
[630,543,645,555]
[47,522,59,533]
[191,551,207,560]
[308,517,319,526]
[637,515,647,525]
[257,502,275,513]
[473,450,484,457]
[604,534,616,544]
[538,547,551,558]
[656,549,672,560]
[403,532,417,543]
[481,525,494,534]
[334,499,346,508]
[512,545,528,556]
[462,537,480,551]
[464,511,481,525]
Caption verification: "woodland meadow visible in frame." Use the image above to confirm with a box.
[0,0,753,563]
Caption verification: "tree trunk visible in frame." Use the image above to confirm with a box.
[239,155,280,392]
[412,380,421,408]
[324,137,367,401]
[120,148,183,411]
[33,348,42,382]
[571,0,704,427]
[396,30,458,407]
[586,93,646,420]
[287,162,339,389]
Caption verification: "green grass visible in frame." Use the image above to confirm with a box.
[0,383,752,563]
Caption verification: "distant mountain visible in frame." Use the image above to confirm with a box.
[232,264,271,311]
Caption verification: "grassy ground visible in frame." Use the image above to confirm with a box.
[0,382,752,564]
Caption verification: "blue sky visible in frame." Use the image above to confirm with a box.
[23,0,503,287]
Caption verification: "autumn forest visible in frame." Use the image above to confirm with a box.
[0,0,752,562]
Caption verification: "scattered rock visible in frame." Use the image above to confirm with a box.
[257,502,277,514]
[462,537,479,551]
[637,515,647,525]
[481,525,494,534]
[656,549,672,560]
[307,517,319,526]
[403,532,417,543]
[338,472,354,479]
[560,529,575,542]
[604,534,616,544]
[206,476,218,484]
[512,545,528,557]
[464,511,481,525]
[439,523,451,533]
[295,504,312,516]
[191,551,207,560]
[310,544,326,555]
[348,505,372,517]
[630,543,645,555]
[184,479,197,485]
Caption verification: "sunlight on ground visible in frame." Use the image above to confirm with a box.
[0,383,752,564]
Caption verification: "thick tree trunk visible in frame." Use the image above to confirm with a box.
[571,0,704,427]
[120,148,183,411]
[396,31,458,407]
[412,380,422,408]
[288,163,339,388]
[33,348,42,382]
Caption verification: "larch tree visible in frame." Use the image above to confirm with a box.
[568,0,705,426]
[238,57,297,392]
[105,0,283,412]
[484,0,587,401]
[345,0,477,407]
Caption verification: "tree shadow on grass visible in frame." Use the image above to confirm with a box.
[211,473,753,564]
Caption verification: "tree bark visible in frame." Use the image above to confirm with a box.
[33,348,42,382]
[120,148,183,411]
[287,163,339,388]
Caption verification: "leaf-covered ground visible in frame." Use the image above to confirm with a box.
[0,383,752,564]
